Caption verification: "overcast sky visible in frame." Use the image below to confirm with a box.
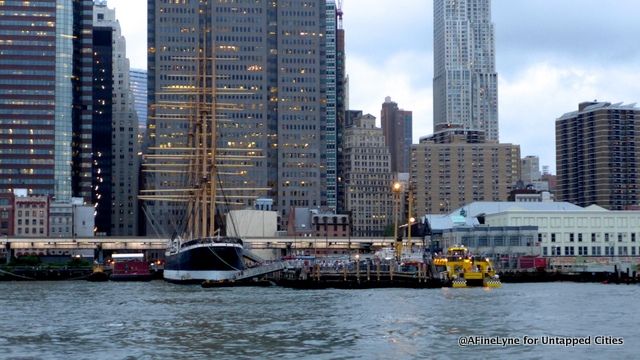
[108,0,640,174]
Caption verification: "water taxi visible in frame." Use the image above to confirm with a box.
[434,245,501,288]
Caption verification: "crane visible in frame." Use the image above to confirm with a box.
[336,0,343,29]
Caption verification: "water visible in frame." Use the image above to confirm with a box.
[0,282,638,359]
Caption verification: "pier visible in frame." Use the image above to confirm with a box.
[270,260,444,289]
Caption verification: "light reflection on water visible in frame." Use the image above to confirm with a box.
[0,282,638,359]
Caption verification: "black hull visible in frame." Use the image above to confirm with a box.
[164,239,245,283]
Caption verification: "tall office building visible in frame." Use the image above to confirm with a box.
[334,3,347,213]
[381,97,412,173]
[93,3,140,236]
[0,0,93,202]
[433,0,498,141]
[147,0,336,234]
[129,69,148,132]
[412,127,520,216]
[556,101,640,210]
[343,114,394,237]
[337,109,362,213]
[521,155,541,184]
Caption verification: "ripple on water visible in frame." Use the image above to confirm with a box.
[0,282,638,359]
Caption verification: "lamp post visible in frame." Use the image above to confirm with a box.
[407,181,414,254]
[392,181,402,260]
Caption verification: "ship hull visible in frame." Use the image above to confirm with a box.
[164,240,244,283]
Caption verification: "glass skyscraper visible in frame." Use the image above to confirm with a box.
[129,68,148,132]
[0,0,93,202]
[433,0,498,141]
[146,0,340,233]
[93,2,140,236]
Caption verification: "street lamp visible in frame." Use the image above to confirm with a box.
[392,181,402,260]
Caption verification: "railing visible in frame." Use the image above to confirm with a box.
[235,261,285,280]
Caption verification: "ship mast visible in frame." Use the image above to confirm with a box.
[139,1,270,240]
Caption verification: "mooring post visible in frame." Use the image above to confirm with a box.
[343,264,347,281]
[366,262,370,281]
[390,261,394,281]
[377,261,380,281]
[5,241,12,265]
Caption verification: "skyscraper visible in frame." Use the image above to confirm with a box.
[129,69,148,132]
[146,0,335,234]
[381,97,412,173]
[433,0,498,141]
[0,0,93,202]
[556,101,640,210]
[93,2,140,236]
[412,127,520,216]
[343,114,394,237]
[521,155,541,185]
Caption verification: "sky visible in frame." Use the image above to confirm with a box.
[108,0,640,174]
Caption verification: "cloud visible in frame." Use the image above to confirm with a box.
[107,0,147,69]
[108,0,640,177]
[500,61,640,173]
[347,51,432,137]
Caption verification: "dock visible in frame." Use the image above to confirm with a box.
[272,261,444,289]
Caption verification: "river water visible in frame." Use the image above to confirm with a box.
[0,281,637,359]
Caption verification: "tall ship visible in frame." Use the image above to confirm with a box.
[140,8,266,283]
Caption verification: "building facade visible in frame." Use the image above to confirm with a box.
[49,197,94,237]
[0,0,93,202]
[556,101,640,210]
[343,114,395,237]
[381,97,412,173]
[146,0,337,234]
[521,155,541,184]
[337,110,363,213]
[93,3,140,236]
[129,68,147,132]
[433,0,498,141]
[486,205,640,268]
[13,192,49,238]
[412,128,520,216]
[0,194,14,236]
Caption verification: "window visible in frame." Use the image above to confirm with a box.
[570,233,574,242]
[551,233,556,242]
[578,234,583,242]
[618,234,623,242]
[591,233,596,242]
[543,247,548,256]
[538,233,542,242]
[632,233,636,242]
[605,233,609,242]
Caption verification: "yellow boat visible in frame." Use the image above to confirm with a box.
[434,245,501,288]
